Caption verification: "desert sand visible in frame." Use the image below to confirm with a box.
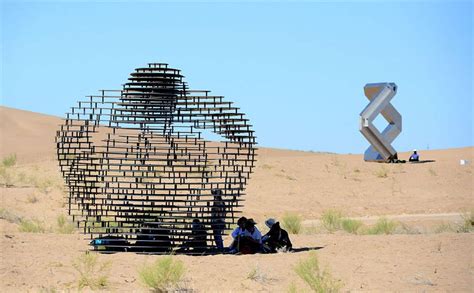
[0,106,473,292]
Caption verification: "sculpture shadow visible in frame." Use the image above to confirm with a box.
[409,160,436,164]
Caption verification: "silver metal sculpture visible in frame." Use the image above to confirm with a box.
[359,82,401,162]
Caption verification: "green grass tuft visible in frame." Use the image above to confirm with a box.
[341,218,363,234]
[282,213,302,234]
[2,154,17,167]
[18,219,46,233]
[56,214,75,234]
[73,252,110,290]
[138,256,186,292]
[366,217,398,235]
[321,210,343,233]
[294,252,342,293]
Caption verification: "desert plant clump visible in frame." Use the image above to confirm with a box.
[0,154,17,187]
[434,222,455,234]
[321,210,343,233]
[56,214,75,234]
[282,213,302,234]
[0,208,22,223]
[367,217,398,235]
[18,219,47,233]
[2,154,17,167]
[341,218,363,234]
[458,210,474,233]
[246,265,268,283]
[294,252,342,293]
[374,166,388,178]
[73,252,110,290]
[138,256,186,292]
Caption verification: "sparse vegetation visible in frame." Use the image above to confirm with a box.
[294,252,342,292]
[0,208,22,223]
[0,154,17,187]
[434,222,455,234]
[459,210,474,233]
[282,213,302,234]
[2,153,17,167]
[321,210,343,233]
[56,214,75,234]
[366,217,398,235]
[73,252,110,290]
[246,265,268,283]
[27,194,39,203]
[19,219,47,233]
[374,166,388,178]
[138,256,186,292]
[341,218,363,234]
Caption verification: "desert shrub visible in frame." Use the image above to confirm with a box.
[246,265,268,283]
[19,219,46,233]
[139,256,186,292]
[27,194,39,204]
[434,223,455,234]
[282,213,302,234]
[367,217,397,235]
[0,208,22,223]
[294,252,342,293]
[341,218,363,234]
[2,154,17,167]
[56,214,75,234]
[73,252,110,290]
[374,166,388,178]
[35,178,55,194]
[321,210,343,233]
[458,210,474,233]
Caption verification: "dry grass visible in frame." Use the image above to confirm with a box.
[321,210,343,233]
[73,252,110,290]
[56,214,75,234]
[366,218,398,235]
[19,219,47,233]
[293,252,342,292]
[138,256,186,292]
[282,213,302,234]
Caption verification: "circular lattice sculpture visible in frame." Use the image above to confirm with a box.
[56,63,256,253]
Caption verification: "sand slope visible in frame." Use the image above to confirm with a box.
[0,106,473,292]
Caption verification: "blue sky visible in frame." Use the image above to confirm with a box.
[1,1,472,154]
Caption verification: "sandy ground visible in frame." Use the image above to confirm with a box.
[0,106,473,292]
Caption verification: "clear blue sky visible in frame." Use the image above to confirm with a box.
[1,1,472,154]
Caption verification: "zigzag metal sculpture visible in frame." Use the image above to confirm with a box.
[56,63,256,254]
[359,83,401,162]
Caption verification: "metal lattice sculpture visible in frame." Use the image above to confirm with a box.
[359,82,401,162]
[56,63,256,254]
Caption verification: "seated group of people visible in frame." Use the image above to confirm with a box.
[228,217,292,254]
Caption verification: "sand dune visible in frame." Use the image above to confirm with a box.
[0,106,472,292]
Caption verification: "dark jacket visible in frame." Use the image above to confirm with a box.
[263,222,292,252]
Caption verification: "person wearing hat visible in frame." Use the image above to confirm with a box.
[262,218,292,253]
[227,216,247,253]
[211,188,226,251]
[409,149,419,162]
[239,218,262,254]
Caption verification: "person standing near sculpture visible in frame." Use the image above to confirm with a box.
[211,188,226,251]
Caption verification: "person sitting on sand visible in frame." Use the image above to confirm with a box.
[228,216,247,253]
[262,218,293,253]
[409,149,419,162]
[238,218,262,254]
